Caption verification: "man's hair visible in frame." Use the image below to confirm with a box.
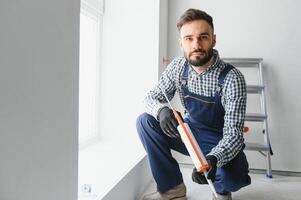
[177,8,214,31]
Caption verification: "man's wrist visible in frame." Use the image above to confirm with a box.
[206,155,217,166]
[157,106,169,121]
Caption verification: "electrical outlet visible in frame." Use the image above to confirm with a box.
[81,184,92,193]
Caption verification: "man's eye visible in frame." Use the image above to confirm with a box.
[185,37,192,41]
[200,35,209,40]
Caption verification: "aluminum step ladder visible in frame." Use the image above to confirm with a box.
[223,58,273,178]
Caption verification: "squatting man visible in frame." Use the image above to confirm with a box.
[136,8,251,200]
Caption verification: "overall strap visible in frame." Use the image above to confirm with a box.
[216,64,234,95]
[180,61,189,87]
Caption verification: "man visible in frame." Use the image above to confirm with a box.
[136,8,251,200]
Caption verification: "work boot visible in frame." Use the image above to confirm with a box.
[142,183,187,200]
[212,192,232,200]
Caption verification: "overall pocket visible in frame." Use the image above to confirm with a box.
[184,94,216,126]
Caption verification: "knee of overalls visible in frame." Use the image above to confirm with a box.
[216,161,251,192]
[136,112,158,135]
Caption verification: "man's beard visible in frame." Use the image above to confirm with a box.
[186,48,214,67]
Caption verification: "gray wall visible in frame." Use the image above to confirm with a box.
[0,0,79,199]
[166,0,301,172]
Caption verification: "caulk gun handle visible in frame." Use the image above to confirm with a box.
[173,110,184,124]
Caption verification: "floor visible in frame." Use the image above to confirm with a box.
[140,165,301,200]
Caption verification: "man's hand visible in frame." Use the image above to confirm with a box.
[206,155,218,182]
[192,167,208,184]
[158,107,180,138]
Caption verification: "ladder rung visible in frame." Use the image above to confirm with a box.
[245,142,269,151]
[245,113,267,121]
[247,85,265,93]
[222,58,263,65]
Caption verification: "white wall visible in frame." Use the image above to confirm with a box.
[167,0,301,172]
[0,1,79,200]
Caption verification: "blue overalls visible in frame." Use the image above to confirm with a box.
[136,61,251,194]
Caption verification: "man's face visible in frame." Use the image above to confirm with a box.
[179,19,216,67]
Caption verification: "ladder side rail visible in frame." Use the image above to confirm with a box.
[259,62,272,149]
[259,61,273,177]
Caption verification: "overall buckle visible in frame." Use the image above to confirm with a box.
[216,84,223,96]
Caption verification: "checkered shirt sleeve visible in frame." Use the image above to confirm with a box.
[143,57,185,119]
[207,68,247,167]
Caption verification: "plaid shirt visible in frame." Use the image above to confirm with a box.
[143,50,247,167]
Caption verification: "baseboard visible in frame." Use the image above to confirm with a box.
[102,156,152,200]
[249,168,301,177]
[179,162,301,177]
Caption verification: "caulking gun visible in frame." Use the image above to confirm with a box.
[160,89,218,198]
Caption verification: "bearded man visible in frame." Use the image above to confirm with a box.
[136,8,251,200]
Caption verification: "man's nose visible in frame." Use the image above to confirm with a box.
[192,38,202,50]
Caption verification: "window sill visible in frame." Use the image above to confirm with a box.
[78,139,146,199]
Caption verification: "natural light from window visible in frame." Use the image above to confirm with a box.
[79,0,103,147]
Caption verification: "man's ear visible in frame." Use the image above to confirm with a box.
[179,38,183,50]
[213,34,216,47]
